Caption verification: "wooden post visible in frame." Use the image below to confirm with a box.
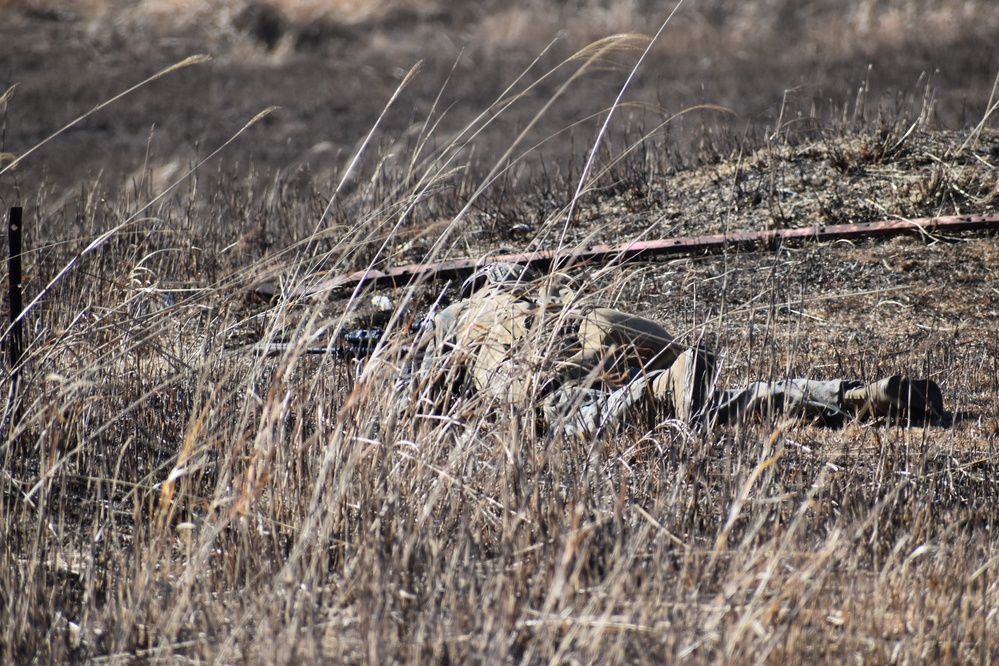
[6,206,23,433]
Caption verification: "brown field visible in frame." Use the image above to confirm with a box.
[2,1,999,663]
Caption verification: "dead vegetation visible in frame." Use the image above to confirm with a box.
[2,2,999,663]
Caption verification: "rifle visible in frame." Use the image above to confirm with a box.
[244,328,389,358]
[244,323,432,359]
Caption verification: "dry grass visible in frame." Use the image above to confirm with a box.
[3,2,999,664]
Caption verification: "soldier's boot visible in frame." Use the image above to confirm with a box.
[842,376,944,421]
[651,346,716,424]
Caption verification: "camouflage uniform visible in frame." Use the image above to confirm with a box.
[407,263,943,437]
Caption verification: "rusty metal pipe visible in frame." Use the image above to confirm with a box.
[253,214,999,298]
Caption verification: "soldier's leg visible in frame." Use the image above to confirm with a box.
[542,370,666,439]
[711,379,847,425]
[842,376,943,420]
[709,376,944,424]
[650,346,717,423]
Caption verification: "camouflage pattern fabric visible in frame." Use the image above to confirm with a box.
[406,263,943,437]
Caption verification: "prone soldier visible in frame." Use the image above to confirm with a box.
[400,262,943,438]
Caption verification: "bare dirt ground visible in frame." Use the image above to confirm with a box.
[2,1,999,663]
[3,0,998,196]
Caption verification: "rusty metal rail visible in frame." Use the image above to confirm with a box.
[254,214,999,297]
